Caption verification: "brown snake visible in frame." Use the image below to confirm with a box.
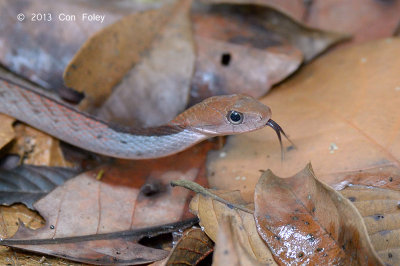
[0,78,293,159]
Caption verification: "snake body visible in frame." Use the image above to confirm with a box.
[0,78,276,159]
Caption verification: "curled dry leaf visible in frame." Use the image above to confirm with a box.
[340,185,400,265]
[0,0,163,91]
[254,163,383,265]
[212,215,268,266]
[65,0,194,127]
[0,114,15,150]
[189,190,276,264]
[208,38,400,201]
[166,228,213,266]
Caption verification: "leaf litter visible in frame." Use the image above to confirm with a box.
[1,1,400,265]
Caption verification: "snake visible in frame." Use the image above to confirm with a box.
[0,77,293,159]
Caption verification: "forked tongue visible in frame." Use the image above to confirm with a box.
[266,119,296,160]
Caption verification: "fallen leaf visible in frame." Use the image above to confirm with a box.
[189,2,347,105]
[9,124,73,167]
[0,204,84,266]
[297,0,400,44]
[166,228,213,265]
[340,185,400,265]
[208,38,400,201]
[213,215,266,266]
[254,163,383,265]
[65,0,194,127]
[203,0,400,45]
[0,114,15,150]
[0,165,78,209]
[0,0,166,92]
[0,204,44,239]
[189,190,276,264]
[0,140,214,264]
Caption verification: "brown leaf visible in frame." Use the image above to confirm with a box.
[9,124,73,167]
[0,0,153,92]
[0,205,83,266]
[212,215,266,266]
[166,228,213,265]
[0,114,15,150]
[254,163,383,265]
[189,190,276,264]
[65,0,194,128]
[340,185,400,265]
[208,38,400,201]
[189,2,347,105]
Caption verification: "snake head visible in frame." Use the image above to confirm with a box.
[171,94,271,136]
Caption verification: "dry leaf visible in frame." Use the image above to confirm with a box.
[212,215,265,266]
[0,165,78,209]
[189,190,276,264]
[208,38,400,201]
[0,141,214,264]
[0,114,15,150]
[166,228,213,265]
[0,204,44,239]
[340,185,400,265]
[0,204,83,265]
[0,0,165,92]
[189,2,346,105]
[203,0,400,45]
[254,163,383,265]
[10,124,72,167]
[65,0,194,128]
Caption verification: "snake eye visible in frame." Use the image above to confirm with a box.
[227,110,244,125]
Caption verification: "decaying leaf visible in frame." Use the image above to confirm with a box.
[254,163,383,265]
[166,228,213,265]
[0,114,15,150]
[340,185,400,265]
[0,0,164,92]
[189,189,276,264]
[208,38,400,201]
[65,0,194,128]
[0,165,78,209]
[213,215,268,266]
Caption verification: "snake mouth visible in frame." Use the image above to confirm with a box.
[266,119,296,160]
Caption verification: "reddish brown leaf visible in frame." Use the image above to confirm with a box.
[166,228,213,265]
[254,163,382,265]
